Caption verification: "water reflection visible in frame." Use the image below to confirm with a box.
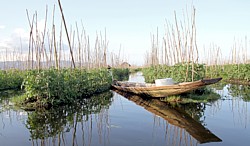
[1,91,113,146]
[29,91,113,146]
[211,82,250,101]
[172,102,207,125]
[227,84,250,101]
[112,89,222,144]
[1,76,250,146]
[208,84,250,129]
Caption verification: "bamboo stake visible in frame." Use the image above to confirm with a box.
[59,20,63,68]
[174,11,181,63]
[71,29,76,69]
[76,22,81,67]
[41,5,48,68]
[34,11,40,70]
[58,0,76,68]
[191,8,196,81]
[52,25,59,69]
[26,10,35,70]
[87,36,90,69]
[103,28,108,67]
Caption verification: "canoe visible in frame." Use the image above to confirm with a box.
[112,90,222,144]
[111,77,222,97]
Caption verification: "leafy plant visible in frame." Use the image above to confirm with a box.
[206,64,250,82]
[0,69,25,91]
[142,63,205,83]
[19,68,113,108]
[111,68,129,81]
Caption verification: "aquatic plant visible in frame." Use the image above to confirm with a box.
[111,68,129,81]
[0,69,25,91]
[129,68,142,74]
[160,88,221,104]
[17,68,112,108]
[206,64,250,83]
[142,63,205,83]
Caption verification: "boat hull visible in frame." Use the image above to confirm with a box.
[111,78,222,97]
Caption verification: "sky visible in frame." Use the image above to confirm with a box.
[0,0,250,65]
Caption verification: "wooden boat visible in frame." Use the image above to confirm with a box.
[112,90,222,144]
[111,77,222,98]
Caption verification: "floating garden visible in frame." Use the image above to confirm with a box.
[206,64,250,84]
[0,67,129,110]
[142,63,205,83]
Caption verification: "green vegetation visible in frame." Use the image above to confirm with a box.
[142,63,205,83]
[111,68,130,81]
[142,63,250,85]
[206,64,250,83]
[0,69,25,91]
[0,67,130,109]
[141,62,250,103]
[129,68,142,74]
[12,68,112,109]
[160,88,221,103]
[1,0,128,110]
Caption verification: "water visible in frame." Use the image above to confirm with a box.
[0,72,250,146]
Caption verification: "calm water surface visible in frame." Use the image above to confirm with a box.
[0,72,250,146]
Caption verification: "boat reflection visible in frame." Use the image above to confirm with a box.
[112,89,222,144]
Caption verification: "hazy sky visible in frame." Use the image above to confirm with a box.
[0,0,250,65]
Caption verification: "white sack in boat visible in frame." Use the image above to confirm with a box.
[155,78,175,86]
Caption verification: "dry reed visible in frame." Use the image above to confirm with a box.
[0,0,127,70]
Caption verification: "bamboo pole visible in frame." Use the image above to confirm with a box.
[174,11,181,64]
[52,25,59,69]
[103,28,108,67]
[58,0,76,68]
[26,10,35,70]
[191,8,196,81]
[245,36,248,63]
[76,22,81,68]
